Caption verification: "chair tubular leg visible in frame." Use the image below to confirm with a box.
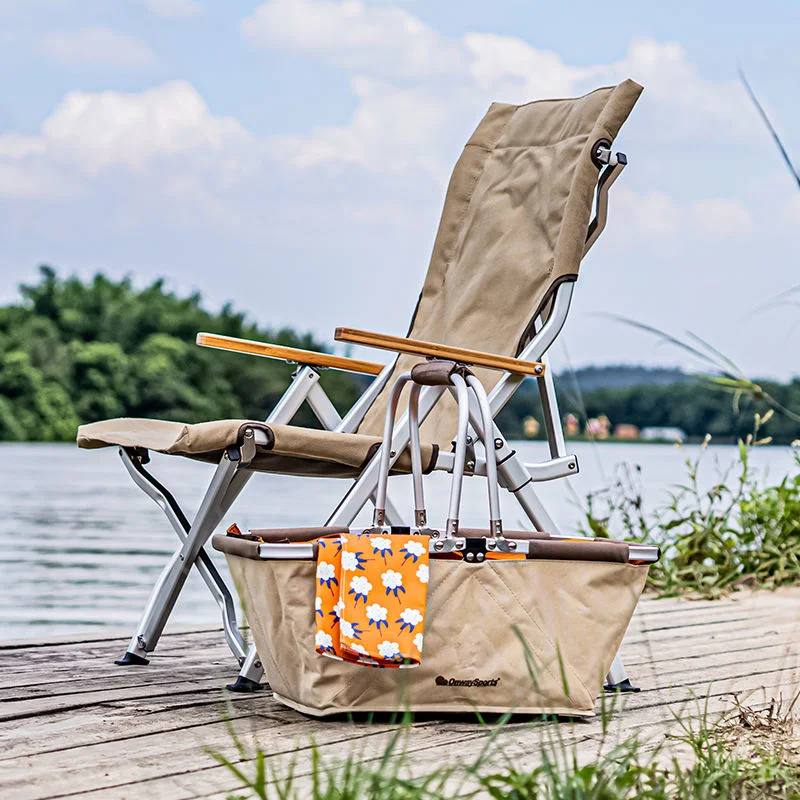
[604,653,639,693]
[228,644,267,692]
[116,448,250,665]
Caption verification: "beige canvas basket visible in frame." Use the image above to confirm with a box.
[214,361,657,717]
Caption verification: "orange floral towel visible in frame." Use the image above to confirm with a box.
[315,532,429,668]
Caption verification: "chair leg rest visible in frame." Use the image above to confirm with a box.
[115,651,150,666]
[603,678,640,693]
[226,676,267,693]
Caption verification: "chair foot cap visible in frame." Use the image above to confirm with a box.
[115,651,150,666]
[604,678,640,693]
[227,676,266,693]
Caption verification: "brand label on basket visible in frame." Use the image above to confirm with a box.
[435,675,500,688]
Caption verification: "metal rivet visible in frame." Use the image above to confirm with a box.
[487,540,496,549]
[534,365,543,375]
[476,552,485,562]
[508,541,517,551]
[430,530,440,538]
[494,438,503,449]
[244,429,254,438]
[434,541,444,551]
[466,460,475,470]
[568,462,576,470]
[390,450,396,457]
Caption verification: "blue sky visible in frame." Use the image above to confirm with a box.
[1,0,798,379]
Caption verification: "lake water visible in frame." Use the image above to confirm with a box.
[1,441,796,642]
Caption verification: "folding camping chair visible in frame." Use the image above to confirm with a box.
[77,79,643,693]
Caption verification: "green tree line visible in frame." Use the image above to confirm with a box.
[0,267,362,441]
[1,267,797,444]
[496,377,800,443]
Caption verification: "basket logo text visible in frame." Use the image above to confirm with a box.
[435,675,500,688]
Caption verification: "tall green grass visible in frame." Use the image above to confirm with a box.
[582,415,800,598]
[211,691,799,799]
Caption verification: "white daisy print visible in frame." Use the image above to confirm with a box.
[377,640,400,659]
[366,603,388,629]
[413,633,424,652]
[371,537,393,556]
[401,539,426,563]
[341,550,367,572]
[316,561,337,589]
[381,569,405,597]
[416,563,429,584]
[349,643,368,655]
[397,608,423,632]
[315,596,323,617]
[348,575,372,604]
[315,630,334,652]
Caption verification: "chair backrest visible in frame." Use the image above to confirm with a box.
[357,80,643,446]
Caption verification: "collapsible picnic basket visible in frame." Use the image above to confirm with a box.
[213,361,658,717]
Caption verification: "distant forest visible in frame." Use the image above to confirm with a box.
[1,267,798,444]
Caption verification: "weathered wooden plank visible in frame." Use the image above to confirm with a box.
[1,590,798,800]
[0,716,460,800]
[34,668,800,800]
[5,622,793,708]
[178,670,800,800]
[0,679,246,723]
[0,701,278,761]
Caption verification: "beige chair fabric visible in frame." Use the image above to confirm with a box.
[358,80,643,447]
[76,81,641,475]
[77,418,437,478]
[224,551,649,717]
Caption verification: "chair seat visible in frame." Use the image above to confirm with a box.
[76,418,438,478]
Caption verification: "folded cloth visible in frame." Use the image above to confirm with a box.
[315,532,429,668]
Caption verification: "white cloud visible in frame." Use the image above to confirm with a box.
[611,190,757,240]
[242,1,760,188]
[0,81,251,198]
[0,135,46,160]
[49,81,247,174]
[463,33,591,99]
[242,0,465,79]
[690,199,754,236]
[143,0,202,19]
[605,38,756,141]
[0,162,75,199]
[614,187,683,236]
[41,26,157,69]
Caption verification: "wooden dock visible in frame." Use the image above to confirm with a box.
[2,589,798,799]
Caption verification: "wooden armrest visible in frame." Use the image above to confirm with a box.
[334,328,545,377]
[195,332,385,375]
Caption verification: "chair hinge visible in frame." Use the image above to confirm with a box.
[451,436,476,476]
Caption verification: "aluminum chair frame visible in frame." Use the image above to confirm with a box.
[114,145,637,692]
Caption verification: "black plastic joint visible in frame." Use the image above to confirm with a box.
[591,138,612,168]
[227,676,267,693]
[115,651,150,666]
[604,678,640,693]
[463,537,487,563]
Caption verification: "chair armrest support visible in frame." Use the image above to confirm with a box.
[334,328,545,377]
[196,332,385,375]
